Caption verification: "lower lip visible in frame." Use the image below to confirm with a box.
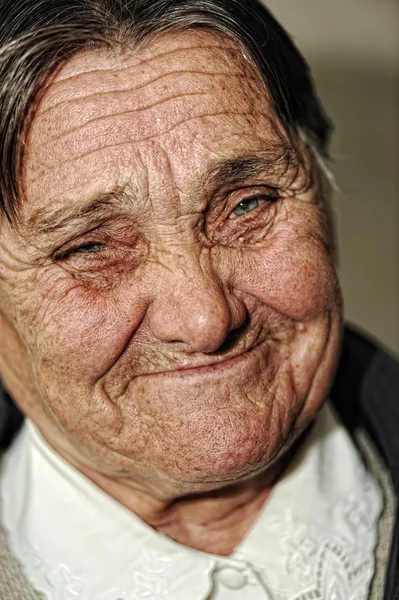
[156,343,265,380]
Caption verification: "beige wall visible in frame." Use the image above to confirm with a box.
[263,0,399,353]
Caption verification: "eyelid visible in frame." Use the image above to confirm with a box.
[228,185,279,204]
[53,240,106,261]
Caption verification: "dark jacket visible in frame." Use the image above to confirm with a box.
[1,325,399,599]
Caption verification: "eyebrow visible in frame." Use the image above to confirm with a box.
[27,148,296,237]
[26,186,131,236]
[204,147,295,190]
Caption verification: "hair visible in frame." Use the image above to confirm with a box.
[0,0,333,222]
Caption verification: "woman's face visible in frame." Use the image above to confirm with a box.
[0,31,342,498]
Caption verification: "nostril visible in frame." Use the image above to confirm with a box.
[208,316,250,355]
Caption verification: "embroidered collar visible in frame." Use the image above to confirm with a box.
[0,404,382,600]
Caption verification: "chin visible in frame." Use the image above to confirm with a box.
[147,404,298,488]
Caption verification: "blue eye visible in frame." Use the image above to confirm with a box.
[53,241,106,262]
[230,197,262,219]
[74,242,103,254]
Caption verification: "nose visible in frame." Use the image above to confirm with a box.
[148,255,246,353]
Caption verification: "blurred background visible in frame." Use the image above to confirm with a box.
[263,0,399,353]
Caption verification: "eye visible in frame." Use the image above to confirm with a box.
[73,242,104,254]
[229,195,270,219]
[54,241,105,261]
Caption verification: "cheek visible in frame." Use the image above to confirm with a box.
[15,271,147,387]
[225,238,340,322]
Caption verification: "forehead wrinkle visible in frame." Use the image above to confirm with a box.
[30,109,263,184]
[129,39,246,76]
[134,42,247,86]
[36,66,263,156]
[53,41,242,84]
[49,91,212,143]
[40,42,248,110]
[39,70,256,120]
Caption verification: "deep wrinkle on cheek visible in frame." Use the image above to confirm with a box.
[28,252,152,351]
[28,283,124,379]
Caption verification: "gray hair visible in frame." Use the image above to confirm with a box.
[0,0,332,222]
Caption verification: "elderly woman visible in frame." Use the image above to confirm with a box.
[0,0,398,598]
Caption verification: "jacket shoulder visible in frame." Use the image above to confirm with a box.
[332,324,399,487]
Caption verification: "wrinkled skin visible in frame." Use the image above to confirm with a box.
[0,31,342,553]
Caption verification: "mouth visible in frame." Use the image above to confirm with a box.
[150,337,267,379]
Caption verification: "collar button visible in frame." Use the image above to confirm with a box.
[217,567,247,590]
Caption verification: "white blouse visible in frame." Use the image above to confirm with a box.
[0,403,382,600]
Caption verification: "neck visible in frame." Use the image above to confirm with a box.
[72,452,294,556]
[30,416,303,556]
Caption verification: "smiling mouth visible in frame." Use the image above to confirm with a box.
[148,336,267,379]
[169,347,259,375]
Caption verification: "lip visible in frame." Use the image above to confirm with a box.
[152,341,265,379]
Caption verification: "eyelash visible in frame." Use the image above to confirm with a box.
[71,242,104,254]
[54,241,106,260]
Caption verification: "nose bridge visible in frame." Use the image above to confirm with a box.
[169,246,219,296]
[175,249,229,322]
[148,245,237,352]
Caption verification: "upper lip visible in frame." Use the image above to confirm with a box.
[147,334,264,376]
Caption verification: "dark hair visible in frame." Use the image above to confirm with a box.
[0,0,332,221]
